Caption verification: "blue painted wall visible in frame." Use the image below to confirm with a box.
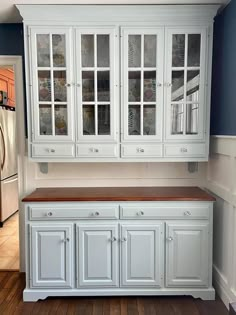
[0,24,24,56]
[211,0,236,135]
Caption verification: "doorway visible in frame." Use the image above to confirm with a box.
[0,56,25,271]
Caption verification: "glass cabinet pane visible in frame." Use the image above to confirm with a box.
[171,71,184,102]
[38,71,51,101]
[129,71,141,102]
[144,71,156,102]
[37,34,50,67]
[39,105,52,135]
[128,35,141,68]
[98,105,110,135]
[82,71,94,101]
[187,70,200,102]
[188,34,201,67]
[97,35,109,67]
[83,105,95,135]
[54,71,67,102]
[52,34,66,67]
[172,34,185,67]
[81,35,94,67]
[55,105,68,135]
[97,71,110,101]
[186,104,199,135]
[143,105,156,135]
[128,105,141,135]
[171,104,184,135]
[144,35,156,67]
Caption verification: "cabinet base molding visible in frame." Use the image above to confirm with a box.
[23,288,215,302]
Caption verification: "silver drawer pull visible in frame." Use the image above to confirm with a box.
[156,83,162,87]
[121,237,127,242]
[47,212,53,217]
[166,236,173,241]
[95,211,100,216]
[184,211,191,216]
[137,148,145,153]
[180,147,188,153]
[63,238,70,243]
[64,83,71,87]
[137,210,144,216]
[90,148,99,153]
[111,236,117,242]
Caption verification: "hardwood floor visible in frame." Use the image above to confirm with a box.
[0,272,228,315]
[0,212,19,270]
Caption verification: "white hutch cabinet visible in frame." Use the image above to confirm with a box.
[17,4,219,162]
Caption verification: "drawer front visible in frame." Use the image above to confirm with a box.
[164,144,206,157]
[29,206,119,220]
[77,144,118,158]
[121,206,209,220]
[121,144,162,158]
[32,144,75,158]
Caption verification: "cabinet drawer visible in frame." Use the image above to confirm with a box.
[121,144,162,158]
[120,206,209,220]
[29,205,119,220]
[164,144,206,157]
[32,144,75,158]
[77,144,118,158]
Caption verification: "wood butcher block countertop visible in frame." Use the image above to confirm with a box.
[22,187,215,202]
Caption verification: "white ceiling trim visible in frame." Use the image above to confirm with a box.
[0,0,231,23]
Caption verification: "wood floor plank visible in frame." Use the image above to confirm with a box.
[0,272,229,315]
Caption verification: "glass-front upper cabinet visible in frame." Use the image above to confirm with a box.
[165,27,207,141]
[76,28,118,142]
[29,27,74,142]
[122,28,164,142]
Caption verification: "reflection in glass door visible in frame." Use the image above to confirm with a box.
[167,29,205,139]
[123,29,164,141]
[31,28,73,140]
[77,29,117,141]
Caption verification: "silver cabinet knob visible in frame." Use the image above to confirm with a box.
[137,148,145,153]
[165,83,172,87]
[121,237,127,242]
[111,236,117,242]
[50,149,55,153]
[180,147,188,153]
[47,212,53,217]
[95,211,100,216]
[63,237,70,243]
[90,148,99,153]
[64,83,71,87]
[156,83,162,87]
[137,210,144,216]
[166,236,173,241]
[184,211,191,216]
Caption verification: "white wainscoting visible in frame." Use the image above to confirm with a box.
[207,136,236,309]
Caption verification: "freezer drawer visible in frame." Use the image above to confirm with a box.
[0,175,19,223]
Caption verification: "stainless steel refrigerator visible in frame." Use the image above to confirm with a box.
[0,106,18,226]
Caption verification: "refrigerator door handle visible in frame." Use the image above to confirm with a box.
[0,125,6,171]
[3,176,18,184]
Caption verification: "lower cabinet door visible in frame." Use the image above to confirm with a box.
[121,223,163,287]
[166,222,209,287]
[77,224,119,287]
[30,224,73,288]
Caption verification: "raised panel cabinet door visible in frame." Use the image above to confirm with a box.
[30,224,73,288]
[75,28,119,143]
[166,222,209,287]
[29,27,74,142]
[77,224,119,287]
[165,27,207,142]
[121,28,164,143]
[121,223,163,287]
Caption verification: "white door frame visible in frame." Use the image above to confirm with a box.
[0,56,25,272]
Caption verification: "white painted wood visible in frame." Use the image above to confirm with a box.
[164,143,206,157]
[166,222,209,287]
[30,224,73,288]
[121,223,163,287]
[29,204,119,220]
[121,144,163,158]
[77,144,118,158]
[31,144,75,158]
[207,136,236,309]
[77,224,119,287]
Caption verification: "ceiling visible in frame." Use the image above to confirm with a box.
[0,0,231,23]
